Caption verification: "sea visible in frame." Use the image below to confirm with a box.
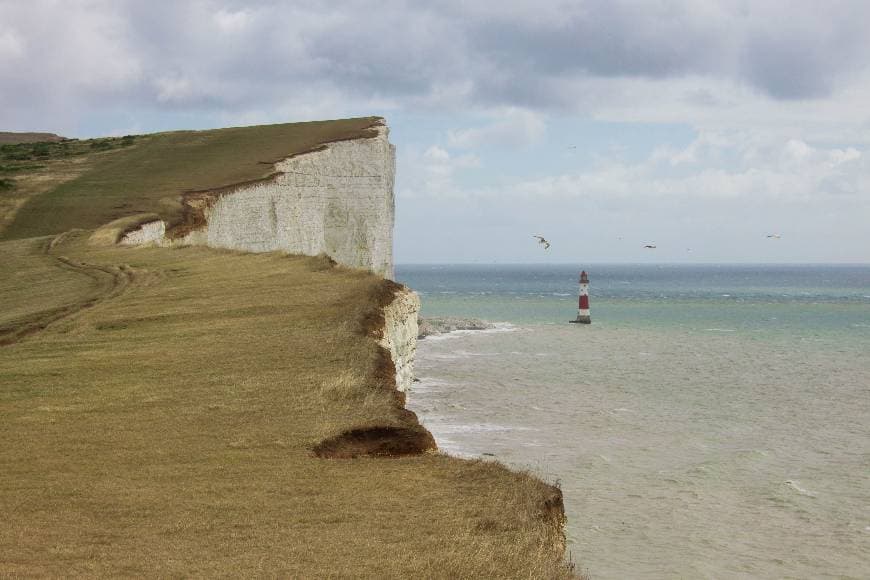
[394,264,870,580]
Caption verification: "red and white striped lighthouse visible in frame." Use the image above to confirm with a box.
[570,270,591,324]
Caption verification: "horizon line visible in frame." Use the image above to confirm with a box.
[395,261,870,266]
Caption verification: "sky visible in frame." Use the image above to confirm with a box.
[2,0,869,263]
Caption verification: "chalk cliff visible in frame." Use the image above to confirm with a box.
[379,287,420,393]
[121,122,396,278]
[116,120,418,386]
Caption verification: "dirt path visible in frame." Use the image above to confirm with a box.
[0,233,141,346]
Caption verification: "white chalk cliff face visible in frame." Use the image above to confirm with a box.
[118,220,165,246]
[118,120,418,393]
[121,124,396,278]
[378,288,420,393]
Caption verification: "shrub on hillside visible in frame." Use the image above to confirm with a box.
[90,139,112,151]
[32,143,50,158]
[0,144,31,161]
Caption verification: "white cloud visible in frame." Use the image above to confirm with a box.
[0,28,23,61]
[214,8,252,33]
[397,128,870,262]
[424,145,450,162]
[412,130,868,205]
[399,144,482,200]
[154,75,197,104]
[421,145,481,169]
[447,108,546,149]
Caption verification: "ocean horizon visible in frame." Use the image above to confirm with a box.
[396,263,870,579]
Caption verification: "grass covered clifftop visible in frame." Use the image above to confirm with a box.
[0,117,381,241]
[0,117,572,576]
[0,233,569,577]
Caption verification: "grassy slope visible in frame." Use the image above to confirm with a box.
[0,140,109,236]
[0,233,568,577]
[1,117,380,241]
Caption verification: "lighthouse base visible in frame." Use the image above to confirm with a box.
[569,315,591,324]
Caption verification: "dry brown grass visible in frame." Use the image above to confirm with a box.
[0,233,571,578]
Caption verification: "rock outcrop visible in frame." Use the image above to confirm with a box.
[417,316,496,339]
[120,122,396,278]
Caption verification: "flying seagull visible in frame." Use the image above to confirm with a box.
[533,235,551,250]
[643,244,657,249]
[766,233,782,239]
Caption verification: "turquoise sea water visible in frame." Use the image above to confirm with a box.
[396,264,870,579]
[400,264,870,336]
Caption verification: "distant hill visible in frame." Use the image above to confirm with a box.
[0,132,65,144]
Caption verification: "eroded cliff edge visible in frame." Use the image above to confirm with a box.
[119,122,396,278]
[379,285,420,393]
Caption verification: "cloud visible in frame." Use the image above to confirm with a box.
[447,108,546,149]
[0,27,24,61]
[213,8,252,33]
[4,1,870,134]
[154,75,197,104]
[399,144,481,200]
[396,128,870,262]
[456,0,870,102]
[423,146,450,162]
[406,130,868,205]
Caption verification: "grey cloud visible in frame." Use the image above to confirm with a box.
[462,2,725,78]
[738,11,867,101]
[456,0,870,103]
[127,0,870,105]
[2,0,870,132]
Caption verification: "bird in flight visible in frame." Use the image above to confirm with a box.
[567,145,577,149]
[533,235,551,249]
[643,244,657,249]
[766,233,782,239]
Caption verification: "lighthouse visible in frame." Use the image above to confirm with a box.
[570,270,591,324]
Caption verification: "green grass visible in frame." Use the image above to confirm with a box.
[0,139,87,163]
[0,118,381,242]
[0,233,571,577]
[0,138,137,238]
